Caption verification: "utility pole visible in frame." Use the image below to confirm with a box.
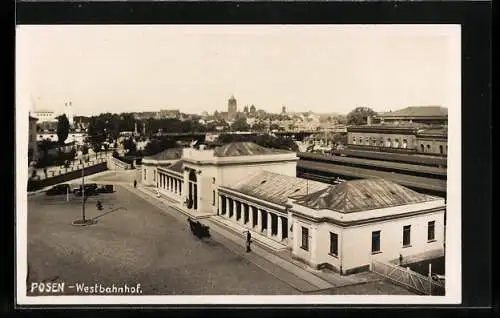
[81,157,86,222]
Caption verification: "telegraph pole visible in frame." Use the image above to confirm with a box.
[81,156,86,222]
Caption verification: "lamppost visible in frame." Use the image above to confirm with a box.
[81,154,86,222]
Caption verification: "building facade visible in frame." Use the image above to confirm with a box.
[29,116,38,163]
[31,110,58,123]
[288,178,445,274]
[347,126,448,156]
[141,142,446,274]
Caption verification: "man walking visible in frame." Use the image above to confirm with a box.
[133,179,137,188]
[246,231,252,253]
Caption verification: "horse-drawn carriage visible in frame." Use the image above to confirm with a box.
[187,218,211,239]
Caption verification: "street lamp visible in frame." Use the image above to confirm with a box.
[81,154,87,222]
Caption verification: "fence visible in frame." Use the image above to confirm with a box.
[27,162,108,192]
[370,259,445,295]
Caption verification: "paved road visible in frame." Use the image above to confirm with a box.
[27,183,300,295]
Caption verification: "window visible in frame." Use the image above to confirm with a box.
[371,231,381,253]
[301,227,309,251]
[352,137,356,145]
[212,190,216,206]
[403,225,411,247]
[439,145,444,154]
[428,221,436,241]
[330,232,338,256]
[143,169,147,181]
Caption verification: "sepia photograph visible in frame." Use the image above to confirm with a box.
[16,24,461,305]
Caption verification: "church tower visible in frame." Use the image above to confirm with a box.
[65,101,74,127]
[227,95,237,120]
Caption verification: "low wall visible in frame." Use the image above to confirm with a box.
[108,156,133,170]
[27,162,108,192]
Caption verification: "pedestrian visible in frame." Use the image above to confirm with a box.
[133,179,137,188]
[246,231,252,253]
[43,167,47,178]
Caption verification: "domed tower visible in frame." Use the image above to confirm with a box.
[228,95,237,120]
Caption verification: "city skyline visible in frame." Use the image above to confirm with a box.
[17,25,459,117]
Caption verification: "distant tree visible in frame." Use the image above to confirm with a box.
[252,122,267,132]
[331,132,348,146]
[231,118,250,132]
[269,123,281,131]
[346,107,377,126]
[81,144,89,155]
[122,137,137,154]
[56,114,70,146]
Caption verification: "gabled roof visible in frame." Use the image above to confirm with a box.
[144,148,183,161]
[227,170,329,206]
[294,178,439,213]
[378,106,448,118]
[213,142,291,157]
[165,160,184,173]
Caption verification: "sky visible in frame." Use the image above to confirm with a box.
[16,25,460,117]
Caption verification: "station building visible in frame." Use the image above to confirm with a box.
[141,142,446,274]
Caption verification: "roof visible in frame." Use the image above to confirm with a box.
[165,160,184,173]
[417,127,448,136]
[294,178,439,213]
[227,170,329,206]
[297,160,447,192]
[144,148,183,161]
[378,106,448,118]
[213,142,292,157]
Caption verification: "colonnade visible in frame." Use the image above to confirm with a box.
[218,194,288,243]
[157,171,183,196]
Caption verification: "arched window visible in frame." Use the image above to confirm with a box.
[421,144,425,153]
[427,144,431,152]
[439,145,444,154]
[386,138,391,148]
[352,137,356,145]
[365,138,369,145]
[394,139,399,148]
[402,139,408,149]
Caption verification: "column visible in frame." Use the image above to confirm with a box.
[166,176,170,190]
[240,203,245,225]
[277,216,283,242]
[218,195,223,215]
[179,181,182,195]
[257,209,262,232]
[232,200,237,222]
[174,179,178,194]
[267,211,272,237]
[226,197,231,218]
[170,178,174,192]
[249,206,254,229]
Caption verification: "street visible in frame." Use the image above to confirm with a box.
[27,180,300,295]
